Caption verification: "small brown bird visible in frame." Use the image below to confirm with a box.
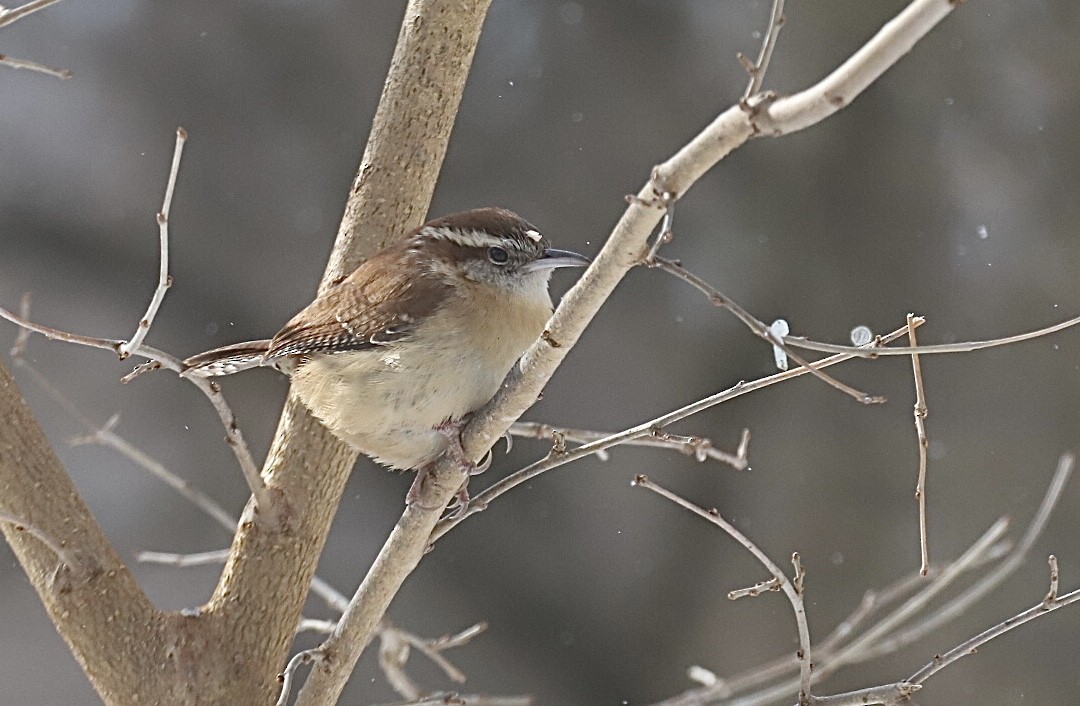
[184,208,589,479]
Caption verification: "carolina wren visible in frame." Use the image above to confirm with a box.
[183,207,589,473]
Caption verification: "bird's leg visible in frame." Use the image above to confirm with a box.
[406,417,492,509]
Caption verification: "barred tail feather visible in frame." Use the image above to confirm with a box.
[181,340,274,377]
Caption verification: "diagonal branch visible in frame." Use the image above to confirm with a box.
[457,0,962,470]
[200,2,499,705]
[431,320,919,541]
[0,361,169,703]
[0,0,66,27]
[635,475,815,703]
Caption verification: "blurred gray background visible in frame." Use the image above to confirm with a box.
[3,1,1080,704]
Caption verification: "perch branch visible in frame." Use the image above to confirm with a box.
[432,321,919,541]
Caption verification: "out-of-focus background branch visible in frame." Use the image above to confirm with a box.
[2,2,1079,704]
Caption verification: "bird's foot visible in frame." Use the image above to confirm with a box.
[444,483,472,520]
[406,419,492,510]
[434,417,492,476]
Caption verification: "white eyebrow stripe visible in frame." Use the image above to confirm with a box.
[423,227,502,249]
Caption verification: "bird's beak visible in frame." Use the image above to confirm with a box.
[524,248,591,273]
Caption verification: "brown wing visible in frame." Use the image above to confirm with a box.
[267,245,450,359]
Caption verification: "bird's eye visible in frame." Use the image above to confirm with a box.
[488,246,510,265]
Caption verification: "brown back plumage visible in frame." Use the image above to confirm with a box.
[268,244,451,358]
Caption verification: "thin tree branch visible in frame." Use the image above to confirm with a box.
[432,320,919,542]
[0,130,275,520]
[907,313,930,575]
[651,257,885,405]
[371,694,533,706]
[649,537,1014,706]
[730,456,1071,706]
[740,0,786,99]
[1045,555,1059,605]
[906,586,1080,688]
[634,475,815,704]
[71,414,238,532]
[277,649,325,706]
[0,52,71,78]
[378,622,488,699]
[780,312,1080,358]
[808,683,919,706]
[859,453,1074,661]
[119,127,185,358]
[509,421,749,469]
[137,548,231,568]
[0,0,65,27]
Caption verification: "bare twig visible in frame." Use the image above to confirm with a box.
[642,192,676,264]
[138,547,349,615]
[277,648,325,706]
[0,53,70,78]
[658,457,1067,706]
[379,622,488,698]
[0,303,161,361]
[0,132,275,521]
[8,293,32,358]
[137,548,230,568]
[649,537,1016,706]
[119,127,186,358]
[633,475,814,704]
[370,694,533,706]
[906,586,1080,688]
[509,421,749,469]
[1045,555,1059,605]
[0,0,65,27]
[860,453,1074,661]
[297,618,338,635]
[907,313,930,575]
[813,517,1010,683]
[71,414,239,532]
[651,257,885,405]
[180,376,273,520]
[740,0,786,99]
[728,577,781,601]
[780,312,1080,358]
[809,683,919,706]
[432,320,920,542]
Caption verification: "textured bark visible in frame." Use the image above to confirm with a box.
[0,0,492,703]
[0,362,173,703]
[322,0,495,287]
[201,0,494,703]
